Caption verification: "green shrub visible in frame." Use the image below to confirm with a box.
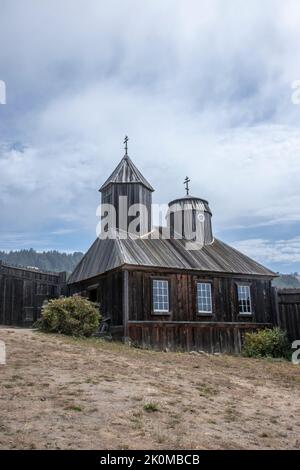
[242,327,290,359]
[36,296,100,337]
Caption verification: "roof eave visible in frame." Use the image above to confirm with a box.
[68,262,276,284]
[99,180,155,192]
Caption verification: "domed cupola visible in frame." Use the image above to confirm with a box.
[166,177,213,246]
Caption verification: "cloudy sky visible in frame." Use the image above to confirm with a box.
[0,0,300,273]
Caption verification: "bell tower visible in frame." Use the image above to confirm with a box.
[99,137,154,236]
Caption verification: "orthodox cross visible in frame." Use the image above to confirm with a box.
[184,176,190,196]
[124,135,129,156]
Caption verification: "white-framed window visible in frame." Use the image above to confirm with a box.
[237,285,252,314]
[152,279,169,312]
[197,282,212,314]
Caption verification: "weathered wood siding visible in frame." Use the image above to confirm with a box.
[128,321,271,353]
[127,269,274,324]
[101,183,152,234]
[275,288,300,341]
[69,267,274,352]
[0,261,66,326]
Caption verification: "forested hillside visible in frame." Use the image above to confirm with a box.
[0,249,84,273]
[272,274,300,288]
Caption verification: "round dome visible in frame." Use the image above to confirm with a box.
[168,195,212,215]
[166,195,213,245]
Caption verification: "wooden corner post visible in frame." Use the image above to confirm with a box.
[123,269,130,343]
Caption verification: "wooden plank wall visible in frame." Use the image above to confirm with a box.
[68,270,123,326]
[0,262,66,326]
[275,288,300,341]
[128,270,274,324]
[126,270,274,353]
[101,182,152,234]
[128,321,271,353]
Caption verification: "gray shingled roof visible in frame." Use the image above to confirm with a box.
[99,155,154,192]
[68,234,275,284]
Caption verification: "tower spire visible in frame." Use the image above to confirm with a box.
[184,176,190,196]
[124,135,129,157]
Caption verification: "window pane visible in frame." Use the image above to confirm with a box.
[197,282,212,313]
[153,280,169,312]
[237,285,252,314]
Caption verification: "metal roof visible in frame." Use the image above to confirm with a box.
[168,195,210,206]
[99,155,154,192]
[167,196,212,215]
[0,260,63,276]
[68,232,276,284]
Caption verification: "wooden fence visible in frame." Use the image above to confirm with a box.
[273,288,300,341]
[0,261,67,326]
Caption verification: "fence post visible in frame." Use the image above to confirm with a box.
[272,286,281,327]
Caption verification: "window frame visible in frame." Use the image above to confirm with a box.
[196,281,213,315]
[237,284,253,315]
[151,278,170,314]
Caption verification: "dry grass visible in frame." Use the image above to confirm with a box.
[0,327,300,450]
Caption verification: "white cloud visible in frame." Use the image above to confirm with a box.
[233,237,300,266]
[0,0,300,262]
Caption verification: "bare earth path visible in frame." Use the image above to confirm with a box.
[0,327,299,449]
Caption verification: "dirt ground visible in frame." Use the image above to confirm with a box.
[0,327,299,450]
